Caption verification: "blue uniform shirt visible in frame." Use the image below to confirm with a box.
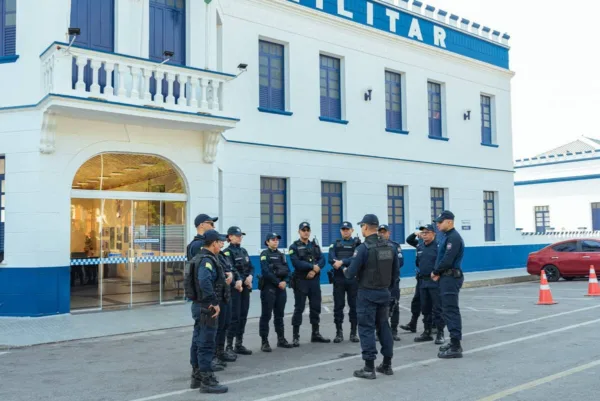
[343,234,400,290]
[187,235,205,261]
[433,228,464,275]
[328,237,360,267]
[197,249,219,305]
[289,240,325,273]
[259,248,288,286]
[387,239,404,270]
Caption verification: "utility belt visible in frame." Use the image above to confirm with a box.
[199,305,218,328]
[441,268,463,278]
[418,274,433,281]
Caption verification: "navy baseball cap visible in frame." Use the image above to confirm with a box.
[227,226,246,236]
[378,224,389,231]
[265,232,282,245]
[434,210,455,223]
[299,222,311,230]
[203,229,227,242]
[341,221,353,229]
[194,214,218,227]
[419,224,435,232]
[357,214,379,226]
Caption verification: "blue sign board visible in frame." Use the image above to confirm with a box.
[287,0,509,69]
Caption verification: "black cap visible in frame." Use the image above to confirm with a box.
[298,222,311,230]
[341,221,353,229]
[203,229,227,242]
[227,226,246,236]
[265,232,282,245]
[419,224,435,232]
[194,214,218,227]
[434,210,455,223]
[357,214,379,226]
[378,224,389,231]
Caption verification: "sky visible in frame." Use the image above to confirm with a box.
[421,0,598,159]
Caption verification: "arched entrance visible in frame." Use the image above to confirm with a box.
[69,153,187,311]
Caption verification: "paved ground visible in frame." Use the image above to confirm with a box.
[2,278,600,401]
[0,268,533,348]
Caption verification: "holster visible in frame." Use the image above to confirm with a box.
[200,307,218,328]
[258,276,264,291]
[327,269,334,284]
[290,274,296,290]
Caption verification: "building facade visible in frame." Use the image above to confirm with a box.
[515,137,600,232]
[0,0,519,316]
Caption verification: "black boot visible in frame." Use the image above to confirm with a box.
[400,315,418,333]
[414,329,433,342]
[224,338,238,362]
[435,329,445,345]
[234,336,253,355]
[438,338,463,359]
[293,325,300,347]
[217,345,236,363]
[376,357,393,376]
[392,328,401,342]
[311,324,331,343]
[261,337,272,352]
[354,360,376,380]
[190,367,201,389]
[349,322,359,343]
[199,372,228,394]
[211,357,225,371]
[277,334,294,349]
[333,324,344,343]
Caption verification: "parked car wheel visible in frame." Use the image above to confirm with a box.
[543,265,560,282]
[563,277,575,281]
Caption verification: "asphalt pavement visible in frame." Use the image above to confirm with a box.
[1,279,600,401]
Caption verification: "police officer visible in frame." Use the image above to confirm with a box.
[407,225,445,345]
[290,222,330,346]
[224,226,255,356]
[188,213,218,379]
[213,246,242,370]
[189,229,228,394]
[344,214,400,379]
[377,224,404,341]
[258,233,294,351]
[432,211,465,358]
[328,221,360,343]
[399,280,422,334]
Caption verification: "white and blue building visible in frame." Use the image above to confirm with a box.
[0,0,525,317]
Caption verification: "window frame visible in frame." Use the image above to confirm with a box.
[260,177,288,248]
[387,185,406,244]
[321,181,343,247]
[258,40,286,112]
[0,0,17,60]
[535,206,550,233]
[427,81,443,139]
[484,191,496,242]
[385,71,404,133]
[0,155,5,262]
[319,54,343,121]
[481,94,494,146]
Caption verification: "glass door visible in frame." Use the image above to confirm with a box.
[131,200,161,305]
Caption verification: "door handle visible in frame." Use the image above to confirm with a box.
[583,256,591,259]
[551,256,559,259]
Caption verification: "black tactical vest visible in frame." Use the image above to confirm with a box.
[334,239,356,260]
[360,238,394,290]
[216,252,231,303]
[227,246,251,277]
[268,251,289,279]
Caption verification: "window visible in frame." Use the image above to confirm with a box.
[481,95,493,145]
[0,156,4,262]
[261,177,287,248]
[484,191,495,242]
[1,0,16,58]
[592,202,600,231]
[320,55,342,120]
[431,188,445,222]
[428,81,442,138]
[385,71,403,132]
[581,240,600,253]
[535,206,550,233]
[552,241,577,253]
[259,40,285,111]
[321,182,343,246]
[387,186,405,244]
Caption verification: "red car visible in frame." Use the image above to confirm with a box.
[526,238,600,282]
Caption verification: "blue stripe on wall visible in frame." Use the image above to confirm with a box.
[0,244,548,316]
[514,174,600,186]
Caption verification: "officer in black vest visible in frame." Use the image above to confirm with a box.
[432,211,465,358]
[189,229,228,394]
[258,232,294,351]
[224,226,255,356]
[188,213,217,379]
[376,224,404,341]
[344,214,400,379]
[328,221,360,343]
[407,224,445,345]
[290,222,330,346]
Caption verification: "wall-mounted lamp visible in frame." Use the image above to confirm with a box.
[65,27,80,52]
[160,50,174,65]
[364,89,373,102]
[463,110,471,120]
[235,63,248,78]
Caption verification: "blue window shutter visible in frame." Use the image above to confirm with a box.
[387,186,405,244]
[385,71,402,130]
[149,0,185,65]
[320,55,341,119]
[259,41,285,110]
[322,182,343,246]
[484,191,495,241]
[261,177,287,248]
[1,0,17,56]
[0,156,4,259]
[428,82,442,137]
[592,203,600,231]
[535,206,550,233]
[481,95,492,144]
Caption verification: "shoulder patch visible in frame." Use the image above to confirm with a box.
[289,249,294,255]
[329,244,333,248]
[353,250,358,257]
[224,251,230,256]
[204,262,213,271]
[260,255,267,261]
[446,243,452,250]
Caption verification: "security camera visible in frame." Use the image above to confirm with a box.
[237,63,248,70]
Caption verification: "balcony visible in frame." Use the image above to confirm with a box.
[39,42,239,133]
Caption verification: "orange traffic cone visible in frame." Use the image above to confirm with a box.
[537,270,557,305]
[585,265,600,297]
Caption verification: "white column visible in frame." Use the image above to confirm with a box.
[75,57,87,92]
[165,72,175,105]
[142,68,152,102]
[131,66,141,99]
[190,76,198,108]
[104,62,115,96]
[199,78,208,109]
[116,64,127,97]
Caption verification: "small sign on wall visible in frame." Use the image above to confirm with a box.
[461,220,471,230]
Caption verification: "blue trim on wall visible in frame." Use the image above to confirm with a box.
[0,266,70,317]
[0,55,19,64]
[286,0,509,69]
[514,154,600,169]
[223,136,514,173]
[258,107,293,116]
[40,42,236,78]
[319,116,349,125]
[481,143,499,148]
[429,135,449,141]
[514,174,600,186]
[386,128,409,135]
